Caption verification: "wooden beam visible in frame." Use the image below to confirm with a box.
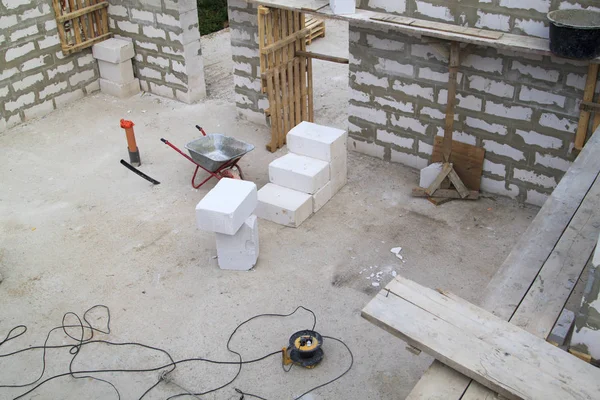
[62,32,112,54]
[412,187,479,200]
[443,42,460,161]
[408,128,600,399]
[425,162,452,196]
[580,101,600,113]
[362,277,600,400]
[575,63,599,150]
[295,50,348,63]
[56,1,107,22]
[260,26,312,53]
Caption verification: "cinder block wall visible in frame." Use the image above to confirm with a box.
[359,0,600,39]
[0,0,100,133]
[108,0,206,103]
[348,24,599,205]
[227,0,268,125]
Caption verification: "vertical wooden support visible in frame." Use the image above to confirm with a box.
[443,42,460,162]
[575,63,600,150]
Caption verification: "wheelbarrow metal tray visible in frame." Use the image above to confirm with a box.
[185,134,254,172]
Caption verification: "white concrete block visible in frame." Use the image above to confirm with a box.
[256,183,313,228]
[97,60,134,84]
[99,78,140,99]
[313,181,333,213]
[330,0,354,15]
[92,38,135,63]
[287,121,347,162]
[419,162,443,188]
[195,178,258,235]
[215,215,259,271]
[269,153,330,195]
[330,155,347,194]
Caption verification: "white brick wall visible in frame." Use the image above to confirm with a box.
[483,140,525,161]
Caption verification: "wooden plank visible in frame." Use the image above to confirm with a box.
[410,128,600,399]
[362,277,600,400]
[443,42,460,161]
[295,50,348,63]
[67,0,82,45]
[431,137,484,192]
[307,57,314,121]
[55,1,107,22]
[62,32,111,54]
[261,26,311,53]
[412,187,479,200]
[248,0,600,62]
[293,13,302,126]
[411,20,504,40]
[575,64,599,150]
[447,168,470,198]
[75,0,90,40]
[425,162,452,195]
[51,0,69,51]
[99,2,108,35]
[266,71,278,152]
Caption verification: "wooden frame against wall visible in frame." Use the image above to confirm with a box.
[51,0,112,55]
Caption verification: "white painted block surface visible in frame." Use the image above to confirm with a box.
[92,38,135,63]
[287,121,348,162]
[215,215,259,271]
[313,181,333,213]
[269,153,330,195]
[99,78,140,99]
[330,155,347,194]
[97,60,135,84]
[420,162,443,188]
[593,231,600,268]
[256,183,313,228]
[195,178,258,235]
[330,0,355,14]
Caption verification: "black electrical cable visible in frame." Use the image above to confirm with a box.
[0,305,351,400]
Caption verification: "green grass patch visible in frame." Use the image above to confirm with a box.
[197,0,229,35]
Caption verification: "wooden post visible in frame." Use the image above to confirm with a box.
[575,63,599,151]
[443,42,460,162]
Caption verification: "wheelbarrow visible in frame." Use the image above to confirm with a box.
[161,125,254,189]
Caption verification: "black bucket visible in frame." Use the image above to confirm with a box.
[548,9,600,60]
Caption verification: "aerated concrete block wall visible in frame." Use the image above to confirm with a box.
[227,0,268,125]
[108,0,206,103]
[359,0,600,39]
[348,24,599,205]
[0,0,100,133]
[349,0,600,205]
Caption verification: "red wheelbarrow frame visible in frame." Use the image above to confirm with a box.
[161,126,245,189]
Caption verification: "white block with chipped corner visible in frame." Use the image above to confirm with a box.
[92,38,135,63]
[256,183,312,228]
[196,178,258,235]
[420,162,444,188]
[313,181,333,213]
[330,0,355,15]
[215,215,259,271]
[287,121,348,163]
[97,60,135,84]
[99,78,141,99]
[269,153,330,195]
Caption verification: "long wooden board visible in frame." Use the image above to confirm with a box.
[362,277,600,400]
[430,137,485,191]
[408,127,600,399]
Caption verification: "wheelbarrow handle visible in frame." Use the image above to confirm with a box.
[160,138,168,144]
[195,125,207,136]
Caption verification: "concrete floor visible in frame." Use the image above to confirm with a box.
[0,21,538,400]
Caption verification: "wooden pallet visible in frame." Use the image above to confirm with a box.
[305,16,325,45]
[51,0,112,55]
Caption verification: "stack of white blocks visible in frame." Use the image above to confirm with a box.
[92,38,140,99]
[256,121,347,228]
[195,178,259,271]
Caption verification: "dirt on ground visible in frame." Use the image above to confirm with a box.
[0,21,538,400]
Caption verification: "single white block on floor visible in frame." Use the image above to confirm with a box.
[330,0,355,14]
[269,153,330,195]
[92,38,135,63]
[98,60,135,84]
[313,181,332,213]
[256,183,313,228]
[420,162,443,188]
[215,215,259,271]
[99,78,140,99]
[287,121,347,163]
[196,178,258,235]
